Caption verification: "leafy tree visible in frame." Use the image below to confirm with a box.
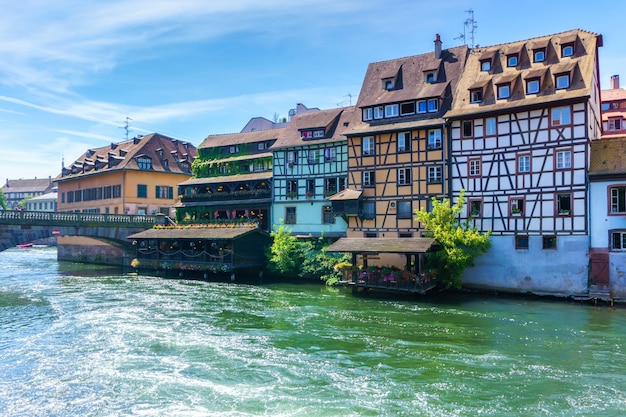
[266,221,350,284]
[18,195,35,209]
[0,188,6,210]
[415,190,491,289]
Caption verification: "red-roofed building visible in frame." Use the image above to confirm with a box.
[601,75,626,137]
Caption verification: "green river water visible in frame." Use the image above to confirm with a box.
[0,247,624,416]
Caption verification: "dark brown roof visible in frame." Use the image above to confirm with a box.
[589,136,626,176]
[199,128,285,149]
[326,237,437,254]
[447,29,602,119]
[355,45,469,108]
[127,226,264,240]
[272,107,357,149]
[57,133,197,181]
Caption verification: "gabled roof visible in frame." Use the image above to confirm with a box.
[446,29,602,119]
[57,133,197,181]
[127,226,266,240]
[272,106,357,149]
[2,178,54,194]
[589,136,626,177]
[199,128,285,149]
[355,44,469,109]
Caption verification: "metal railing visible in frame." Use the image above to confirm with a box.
[0,210,169,228]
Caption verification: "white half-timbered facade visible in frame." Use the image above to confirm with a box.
[446,29,603,296]
[271,107,355,237]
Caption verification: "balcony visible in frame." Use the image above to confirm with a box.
[180,189,271,203]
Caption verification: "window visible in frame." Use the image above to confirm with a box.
[373,106,384,119]
[137,157,152,170]
[325,177,338,195]
[602,102,611,111]
[313,130,325,138]
[428,166,442,183]
[307,150,320,164]
[397,201,412,219]
[285,207,296,224]
[286,179,298,197]
[361,201,375,220]
[608,118,622,131]
[363,108,373,121]
[400,102,416,116]
[362,136,375,156]
[484,117,497,136]
[470,89,483,103]
[510,198,524,216]
[610,187,626,213]
[363,171,375,187]
[324,147,336,161]
[229,146,239,154]
[555,74,570,89]
[551,106,572,126]
[383,79,394,90]
[526,79,540,94]
[480,60,491,71]
[306,179,315,196]
[156,186,173,199]
[427,98,439,112]
[417,100,427,113]
[398,132,411,152]
[518,155,531,173]
[322,205,335,224]
[257,142,266,150]
[137,184,147,198]
[462,120,474,138]
[398,168,411,185]
[557,193,571,215]
[497,84,511,99]
[507,55,518,67]
[385,104,399,118]
[301,131,313,139]
[364,231,378,238]
[469,158,481,177]
[287,151,298,165]
[428,129,442,149]
[425,72,436,83]
[556,150,572,170]
[542,236,557,250]
[611,231,626,250]
[469,200,482,217]
[516,235,529,250]
[562,44,574,57]
[533,49,546,62]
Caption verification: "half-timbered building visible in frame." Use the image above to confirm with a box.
[271,107,355,236]
[445,29,603,296]
[176,129,283,231]
[336,36,468,240]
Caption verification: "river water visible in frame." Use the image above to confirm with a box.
[1,247,625,416]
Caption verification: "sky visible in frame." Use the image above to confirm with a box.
[0,0,624,184]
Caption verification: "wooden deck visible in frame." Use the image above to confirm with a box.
[341,274,437,295]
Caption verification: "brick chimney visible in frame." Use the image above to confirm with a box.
[611,74,620,89]
[434,34,442,59]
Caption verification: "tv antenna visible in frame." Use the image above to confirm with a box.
[120,117,132,140]
[455,9,478,48]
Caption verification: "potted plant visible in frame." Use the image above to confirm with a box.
[558,209,570,215]
[511,207,522,216]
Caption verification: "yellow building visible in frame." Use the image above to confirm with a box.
[57,133,197,217]
[334,36,468,239]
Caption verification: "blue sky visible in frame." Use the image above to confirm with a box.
[1,0,624,183]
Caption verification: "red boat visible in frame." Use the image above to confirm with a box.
[16,243,33,248]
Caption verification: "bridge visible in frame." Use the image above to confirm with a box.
[0,211,169,252]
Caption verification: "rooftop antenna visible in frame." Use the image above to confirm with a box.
[465,9,477,48]
[120,117,132,140]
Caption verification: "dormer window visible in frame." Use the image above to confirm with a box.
[137,156,152,170]
[470,89,483,103]
[533,48,546,63]
[400,102,416,116]
[427,98,438,112]
[384,104,399,118]
[425,71,436,83]
[526,78,540,94]
[497,83,511,99]
[383,78,394,90]
[156,148,164,157]
[507,54,518,67]
[363,108,373,121]
[555,73,570,90]
[561,43,574,57]
[373,106,384,119]
[480,59,491,71]
[229,145,239,154]
[313,130,325,138]
[301,131,313,139]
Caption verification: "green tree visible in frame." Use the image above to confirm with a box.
[266,221,349,284]
[18,195,35,209]
[0,188,6,210]
[415,190,491,289]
